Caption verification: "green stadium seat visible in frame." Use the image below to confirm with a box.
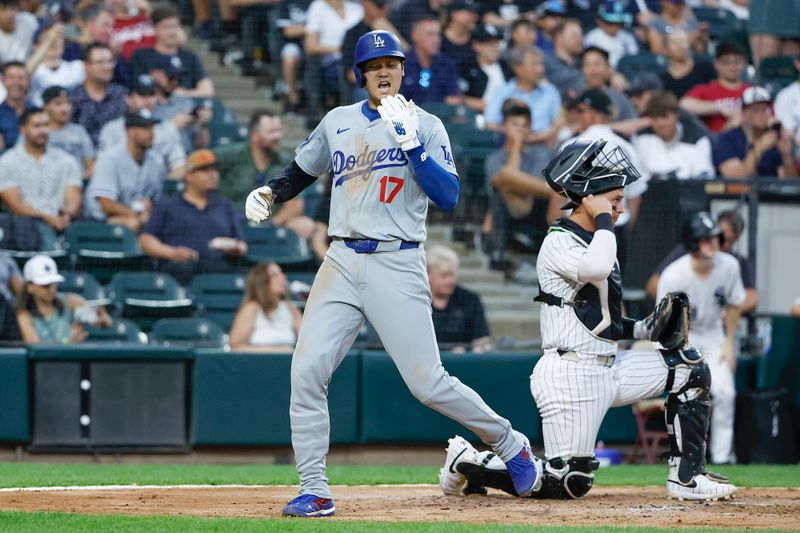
[59,271,109,306]
[693,7,743,38]
[617,53,668,82]
[162,178,185,196]
[150,317,227,348]
[244,225,315,268]
[8,220,68,269]
[108,271,193,331]
[84,318,147,344]
[188,272,247,331]
[758,56,798,96]
[63,221,146,284]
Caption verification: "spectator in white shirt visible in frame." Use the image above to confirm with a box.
[634,91,714,179]
[26,23,85,107]
[584,0,638,69]
[773,56,800,147]
[0,0,37,63]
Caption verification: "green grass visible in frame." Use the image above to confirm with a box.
[0,463,796,489]
[0,512,791,533]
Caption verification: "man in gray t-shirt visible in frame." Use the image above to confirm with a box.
[85,110,166,232]
[483,100,555,268]
[42,86,95,179]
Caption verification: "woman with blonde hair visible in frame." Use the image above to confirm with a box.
[229,262,302,352]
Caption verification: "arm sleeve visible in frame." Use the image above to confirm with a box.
[63,155,83,187]
[539,233,585,283]
[712,133,744,168]
[294,114,332,176]
[80,127,95,159]
[0,158,20,192]
[87,155,120,200]
[405,146,460,211]
[484,91,504,125]
[267,160,319,203]
[469,291,490,340]
[577,214,618,283]
[142,202,167,239]
[304,0,323,33]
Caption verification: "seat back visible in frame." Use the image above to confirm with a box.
[758,56,798,96]
[108,271,189,304]
[150,317,227,348]
[693,7,743,38]
[84,318,147,344]
[617,53,668,82]
[188,272,247,330]
[244,225,314,266]
[59,271,108,304]
[64,221,141,256]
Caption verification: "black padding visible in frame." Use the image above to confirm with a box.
[666,361,712,484]
[456,461,516,496]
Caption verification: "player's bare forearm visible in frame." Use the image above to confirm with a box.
[267,161,318,203]
[723,305,741,342]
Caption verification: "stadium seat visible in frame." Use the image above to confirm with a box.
[84,318,148,344]
[693,7,744,39]
[162,178,185,196]
[617,53,668,82]
[150,317,227,348]
[63,221,146,284]
[59,271,109,306]
[188,272,247,331]
[244,225,315,268]
[758,56,798,96]
[6,219,68,269]
[462,129,500,221]
[419,102,477,126]
[108,271,193,331]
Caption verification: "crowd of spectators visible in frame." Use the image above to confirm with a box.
[1,0,800,351]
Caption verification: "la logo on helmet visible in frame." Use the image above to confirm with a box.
[373,34,386,47]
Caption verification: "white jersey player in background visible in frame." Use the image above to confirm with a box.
[658,212,745,464]
[244,29,539,518]
[438,138,737,501]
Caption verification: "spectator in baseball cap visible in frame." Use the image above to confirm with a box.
[713,86,799,179]
[139,148,247,285]
[533,0,566,53]
[42,85,96,179]
[98,74,187,179]
[16,255,112,344]
[584,0,638,69]
[84,107,167,232]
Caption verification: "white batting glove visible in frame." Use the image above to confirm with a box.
[377,94,421,152]
[245,185,273,223]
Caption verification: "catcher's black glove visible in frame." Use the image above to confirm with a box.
[642,291,691,350]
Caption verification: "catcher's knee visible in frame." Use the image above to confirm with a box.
[531,456,599,500]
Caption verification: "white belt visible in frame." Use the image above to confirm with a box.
[558,350,615,368]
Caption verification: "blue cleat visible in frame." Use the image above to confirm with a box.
[504,445,541,497]
[282,494,336,517]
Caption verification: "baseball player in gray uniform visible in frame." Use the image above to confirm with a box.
[438,138,737,501]
[658,212,745,465]
[244,30,540,518]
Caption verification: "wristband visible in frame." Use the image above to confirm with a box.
[595,213,613,232]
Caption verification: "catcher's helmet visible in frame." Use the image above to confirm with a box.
[682,211,724,252]
[353,30,405,87]
[542,138,641,208]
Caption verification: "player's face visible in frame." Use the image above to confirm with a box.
[363,57,404,102]
[696,235,720,259]
[602,189,625,225]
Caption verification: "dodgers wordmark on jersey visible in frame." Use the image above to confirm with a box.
[294,101,457,243]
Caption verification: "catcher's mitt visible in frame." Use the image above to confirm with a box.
[648,291,691,350]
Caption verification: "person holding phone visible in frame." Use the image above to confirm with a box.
[713,86,798,179]
[16,255,112,344]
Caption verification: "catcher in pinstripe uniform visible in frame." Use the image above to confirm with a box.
[439,138,737,501]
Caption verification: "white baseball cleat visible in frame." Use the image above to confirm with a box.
[667,471,737,501]
[439,435,478,496]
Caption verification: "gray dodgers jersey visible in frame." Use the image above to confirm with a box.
[294,101,458,242]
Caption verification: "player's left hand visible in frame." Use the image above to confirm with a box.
[377,94,421,152]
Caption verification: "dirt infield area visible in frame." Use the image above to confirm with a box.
[0,485,798,529]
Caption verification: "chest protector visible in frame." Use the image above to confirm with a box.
[553,218,624,341]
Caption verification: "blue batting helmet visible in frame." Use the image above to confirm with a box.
[353,30,405,87]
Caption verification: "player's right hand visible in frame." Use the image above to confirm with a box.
[581,194,612,219]
[245,185,273,223]
[377,94,421,151]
